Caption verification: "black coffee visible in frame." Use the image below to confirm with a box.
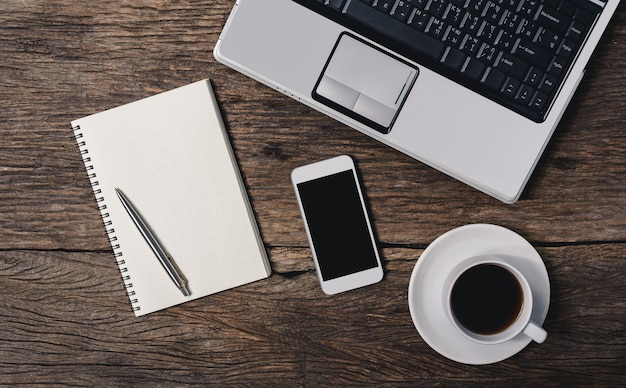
[450,264,523,335]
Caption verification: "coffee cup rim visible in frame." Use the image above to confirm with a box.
[443,255,534,345]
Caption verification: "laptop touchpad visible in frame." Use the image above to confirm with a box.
[313,33,418,134]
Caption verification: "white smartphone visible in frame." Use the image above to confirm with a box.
[291,155,383,295]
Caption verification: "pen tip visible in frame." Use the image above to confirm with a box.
[181,286,191,297]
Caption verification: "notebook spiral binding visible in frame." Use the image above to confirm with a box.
[72,124,140,313]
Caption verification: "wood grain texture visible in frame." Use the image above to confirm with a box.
[0,0,625,385]
[1,245,624,385]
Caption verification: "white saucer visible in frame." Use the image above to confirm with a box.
[408,224,550,365]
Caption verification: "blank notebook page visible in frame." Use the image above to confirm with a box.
[72,79,271,316]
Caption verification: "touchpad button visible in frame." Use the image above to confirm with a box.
[313,33,418,133]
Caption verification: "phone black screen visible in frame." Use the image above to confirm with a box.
[297,170,378,280]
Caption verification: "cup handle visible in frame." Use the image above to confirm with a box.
[523,320,547,343]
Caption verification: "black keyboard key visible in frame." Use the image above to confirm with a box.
[443,5,464,27]
[557,39,575,58]
[326,0,345,10]
[535,5,568,33]
[516,84,534,104]
[425,17,448,39]
[461,57,486,80]
[481,67,506,90]
[344,0,445,58]
[547,56,566,76]
[534,27,560,50]
[460,35,481,55]
[511,39,551,67]
[544,0,560,9]
[407,0,429,9]
[518,0,540,18]
[530,90,548,110]
[501,0,522,10]
[538,73,557,93]
[494,30,516,51]
[494,51,529,78]
[374,0,395,13]
[409,9,430,30]
[476,42,498,65]
[516,18,539,40]
[478,21,498,43]
[426,0,448,18]
[566,20,585,41]
[441,47,466,69]
[483,2,505,24]
[501,77,521,98]
[391,1,414,22]
[558,1,576,17]
[460,13,482,35]
[468,0,489,14]
[524,66,543,87]
[500,11,522,32]
[573,8,593,24]
[443,26,464,47]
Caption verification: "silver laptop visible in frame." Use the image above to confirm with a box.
[215,0,619,203]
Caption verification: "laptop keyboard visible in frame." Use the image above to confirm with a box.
[294,0,603,122]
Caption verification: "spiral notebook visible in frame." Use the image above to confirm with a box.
[71,79,271,316]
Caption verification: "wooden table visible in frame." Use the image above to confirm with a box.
[1,1,624,385]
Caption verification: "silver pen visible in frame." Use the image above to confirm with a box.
[115,188,191,297]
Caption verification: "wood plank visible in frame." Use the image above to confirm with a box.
[0,245,624,385]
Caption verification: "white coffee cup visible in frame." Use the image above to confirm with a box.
[442,255,547,345]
